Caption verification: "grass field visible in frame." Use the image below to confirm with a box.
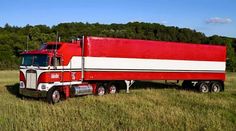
[0,71,235,130]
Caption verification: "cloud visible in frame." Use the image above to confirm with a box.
[160,21,168,25]
[206,17,232,24]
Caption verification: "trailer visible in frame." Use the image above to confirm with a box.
[19,36,226,103]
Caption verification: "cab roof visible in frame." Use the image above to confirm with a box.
[21,41,81,56]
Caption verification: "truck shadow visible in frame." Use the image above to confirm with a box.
[6,81,188,96]
[5,83,41,101]
[6,83,20,97]
[132,80,184,90]
[5,81,191,101]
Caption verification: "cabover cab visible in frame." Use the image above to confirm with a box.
[19,36,226,104]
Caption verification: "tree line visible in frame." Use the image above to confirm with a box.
[0,22,235,71]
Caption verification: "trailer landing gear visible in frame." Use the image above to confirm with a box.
[125,80,135,93]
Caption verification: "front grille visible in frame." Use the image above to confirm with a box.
[26,70,37,89]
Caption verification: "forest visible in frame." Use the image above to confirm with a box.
[0,22,235,71]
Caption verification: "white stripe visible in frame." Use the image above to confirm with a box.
[84,57,225,72]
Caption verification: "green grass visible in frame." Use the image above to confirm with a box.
[0,70,236,130]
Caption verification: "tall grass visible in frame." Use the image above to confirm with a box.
[0,71,235,130]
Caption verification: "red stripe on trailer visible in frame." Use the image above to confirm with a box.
[37,70,225,84]
[84,71,225,81]
[85,37,226,62]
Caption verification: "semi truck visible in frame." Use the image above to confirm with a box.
[19,36,226,103]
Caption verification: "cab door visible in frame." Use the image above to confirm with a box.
[51,56,63,82]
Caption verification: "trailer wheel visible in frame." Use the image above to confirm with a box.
[97,85,105,96]
[197,81,209,93]
[107,84,117,94]
[210,81,222,93]
[47,87,61,104]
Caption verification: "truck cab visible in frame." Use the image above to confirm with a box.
[19,40,87,103]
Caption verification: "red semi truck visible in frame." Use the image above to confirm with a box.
[19,36,226,103]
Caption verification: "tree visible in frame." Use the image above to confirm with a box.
[226,42,236,72]
[0,22,235,71]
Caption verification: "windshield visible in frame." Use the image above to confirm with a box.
[21,54,49,66]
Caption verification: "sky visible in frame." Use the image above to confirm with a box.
[0,0,235,37]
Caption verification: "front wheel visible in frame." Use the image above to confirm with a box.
[47,87,61,104]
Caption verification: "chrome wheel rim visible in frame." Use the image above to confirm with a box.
[98,87,105,96]
[52,90,60,103]
[200,83,209,93]
[109,85,116,94]
[212,83,220,92]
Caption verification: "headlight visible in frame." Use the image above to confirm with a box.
[41,84,46,90]
[19,81,25,88]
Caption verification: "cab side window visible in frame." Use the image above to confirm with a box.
[51,57,61,66]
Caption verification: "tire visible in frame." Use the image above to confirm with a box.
[47,87,61,104]
[197,81,209,93]
[107,84,117,94]
[210,81,222,93]
[97,85,105,96]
